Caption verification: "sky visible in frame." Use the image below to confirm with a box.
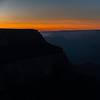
[0,0,100,31]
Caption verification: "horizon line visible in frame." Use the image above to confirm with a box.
[0,28,100,32]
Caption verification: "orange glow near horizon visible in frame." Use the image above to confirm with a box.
[0,19,100,31]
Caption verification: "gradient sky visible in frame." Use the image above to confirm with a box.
[0,0,100,31]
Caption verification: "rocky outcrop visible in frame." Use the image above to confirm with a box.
[0,29,71,99]
[0,29,69,63]
[0,29,95,99]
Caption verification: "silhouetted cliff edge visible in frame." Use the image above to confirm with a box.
[0,29,70,99]
[0,29,95,100]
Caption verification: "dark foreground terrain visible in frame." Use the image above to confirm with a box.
[0,29,96,100]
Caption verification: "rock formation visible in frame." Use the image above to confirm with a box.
[0,29,95,99]
[0,29,71,99]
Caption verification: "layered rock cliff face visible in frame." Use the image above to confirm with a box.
[0,29,95,99]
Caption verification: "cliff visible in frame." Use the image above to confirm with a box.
[0,29,71,99]
[0,29,95,99]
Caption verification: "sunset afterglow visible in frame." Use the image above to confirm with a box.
[0,19,100,31]
[0,0,100,31]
